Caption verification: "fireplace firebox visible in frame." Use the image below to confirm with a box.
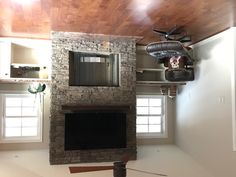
[65,112,127,150]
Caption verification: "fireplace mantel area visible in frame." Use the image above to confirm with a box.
[49,32,137,164]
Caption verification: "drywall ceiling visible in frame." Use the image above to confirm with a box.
[0,0,235,45]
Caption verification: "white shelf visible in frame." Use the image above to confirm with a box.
[136,80,186,86]
[0,78,51,84]
[11,63,45,67]
[136,68,164,73]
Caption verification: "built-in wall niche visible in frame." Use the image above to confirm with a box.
[69,52,120,86]
[0,38,51,81]
[10,43,50,79]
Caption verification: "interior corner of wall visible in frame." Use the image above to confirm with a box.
[233,110,236,151]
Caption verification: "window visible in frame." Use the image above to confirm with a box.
[0,92,43,143]
[136,95,167,138]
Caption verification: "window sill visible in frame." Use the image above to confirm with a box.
[0,137,42,144]
[137,132,168,139]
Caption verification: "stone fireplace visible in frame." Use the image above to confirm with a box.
[50,32,137,164]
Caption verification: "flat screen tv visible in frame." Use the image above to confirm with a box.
[64,112,126,150]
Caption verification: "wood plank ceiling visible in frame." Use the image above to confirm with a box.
[0,0,235,45]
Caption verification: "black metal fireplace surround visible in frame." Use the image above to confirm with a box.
[64,112,127,150]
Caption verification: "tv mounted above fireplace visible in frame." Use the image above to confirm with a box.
[69,52,120,86]
[64,112,127,150]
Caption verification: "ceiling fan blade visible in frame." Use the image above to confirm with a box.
[168,26,184,35]
[153,29,167,35]
[165,36,175,41]
[167,26,178,35]
[69,165,114,173]
[180,39,191,43]
[179,36,191,42]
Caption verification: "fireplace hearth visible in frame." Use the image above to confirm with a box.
[49,32,137,164]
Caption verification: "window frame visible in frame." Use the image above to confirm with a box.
[136,95,168,139]
[0,91,43,143]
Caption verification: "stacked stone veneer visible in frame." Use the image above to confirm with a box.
[50,31,137,164]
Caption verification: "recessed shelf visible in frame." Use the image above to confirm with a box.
[136,67,165,81]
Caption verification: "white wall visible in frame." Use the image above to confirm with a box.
[176,28,236,177]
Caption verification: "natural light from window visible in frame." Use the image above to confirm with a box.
[136,95,167,138]
[0,92,42,143]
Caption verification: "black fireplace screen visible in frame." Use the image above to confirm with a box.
[64,112,126,150]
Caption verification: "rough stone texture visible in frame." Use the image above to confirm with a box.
[50,32,137,164]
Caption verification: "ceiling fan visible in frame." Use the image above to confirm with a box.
[69,156,167,177]
[153,26,191,43]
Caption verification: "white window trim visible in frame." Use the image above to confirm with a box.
[0,91,43,143]
[136,94,168,139]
